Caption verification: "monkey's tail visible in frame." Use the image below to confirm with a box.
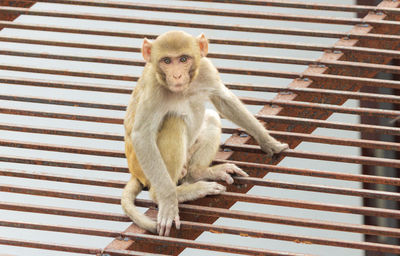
[121,177,157,233]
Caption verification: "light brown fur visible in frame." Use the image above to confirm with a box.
[121,31,288,237]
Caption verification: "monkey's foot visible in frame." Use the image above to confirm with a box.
[272,142,289,154]
[211,163,248,184]
[261,141,289,157]
[197,181,226,197]
[177,181,226,203]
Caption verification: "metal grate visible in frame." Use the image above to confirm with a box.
[0,0,399,255]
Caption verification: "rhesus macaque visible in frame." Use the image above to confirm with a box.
[122,31,288,236]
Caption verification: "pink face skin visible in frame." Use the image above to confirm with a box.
[158,55,193,92]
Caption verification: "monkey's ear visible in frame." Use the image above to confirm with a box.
[142,38,152,62]
[197,34,208,57]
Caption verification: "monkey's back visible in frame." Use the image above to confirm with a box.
[124,85,151,187]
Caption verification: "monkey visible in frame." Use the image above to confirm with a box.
[121,31,288,237]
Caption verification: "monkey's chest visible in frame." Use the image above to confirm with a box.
[166,100,205,146]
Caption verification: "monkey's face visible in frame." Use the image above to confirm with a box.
[157,54,194,92]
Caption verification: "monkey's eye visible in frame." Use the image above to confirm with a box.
[179,56,188,63]
[162,57,171,64]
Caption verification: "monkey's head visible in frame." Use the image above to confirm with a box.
[142,31,208,93]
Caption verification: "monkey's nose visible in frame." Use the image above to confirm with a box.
[173,74,182,79]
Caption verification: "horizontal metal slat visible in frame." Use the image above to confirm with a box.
[183,0,400,15]
[1,121,398,151]
[2,34,400,59]
[2,167,399,200]
[0,236,167,256]
[2,199,400,238]
[2,48,400,75]
[215,159,400,186]
[0,220,315,256]
[2,183,400,219]
[1,135,397,167]
[2,62,399,90]
[257,115,400,136]
[223,144,400,168]
[3,153,399,187]
[1,12,400,41]
[2,92,399,118]
[2,105,399,136]
[3,75,400,105]
[1,219,399,253]
[25,0,400,27]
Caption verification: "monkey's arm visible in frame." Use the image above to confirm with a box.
[130,104,180,236]
[210,82,288,157]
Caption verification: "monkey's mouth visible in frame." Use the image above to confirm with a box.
[170,83,188,92]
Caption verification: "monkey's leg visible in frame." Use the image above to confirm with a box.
[184,109,248,185]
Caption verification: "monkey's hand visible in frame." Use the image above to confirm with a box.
[157,190,180,236]
[259,136,289,158]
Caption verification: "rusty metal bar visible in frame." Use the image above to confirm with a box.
[3,167,400,201]
[232,178,400,201]
[2,104,399,133]
[2,5,399,31]
[223,144,400,168]
[303,73,400,90]
[1,219,400,254]
[0,139,126,158]
[16,0,400,28]
[260,130,400,151]
[1,117,399,150]
[0,165,400,203]
[1,134,398,168]
[0,201,130,221]
[2,164,399,201]
[2,120,398,152]
[226,84,400,104]
[2,76,400,104]
[125,233,299,256]
[0,168,126,188]
[244,98,400,119]
[0,107,123,124]
[219,159,400,186]
[2,197,397,243]
[0,76,132,94]
[2,93,399,123]
[1,14,400,42]
[2,92,400,119]
[178,221,400,254]
[0,220,121,238]
[257,115,400,136]
[179,203,400,238]
[2,35,400,60]
[3,156,399,187]
[182,0,400,15]
[0,237,166,256]
[0,122,124,141]
[0,64,138,81]
[3,152,400,187]
[0,94,126,111]
[0,237,102,255]
[3,48,400,75]
[3,183,400,219]
[2,61,400,90]
[0,224,307,256]
[2,192,400,238]
[0,154,128,173]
